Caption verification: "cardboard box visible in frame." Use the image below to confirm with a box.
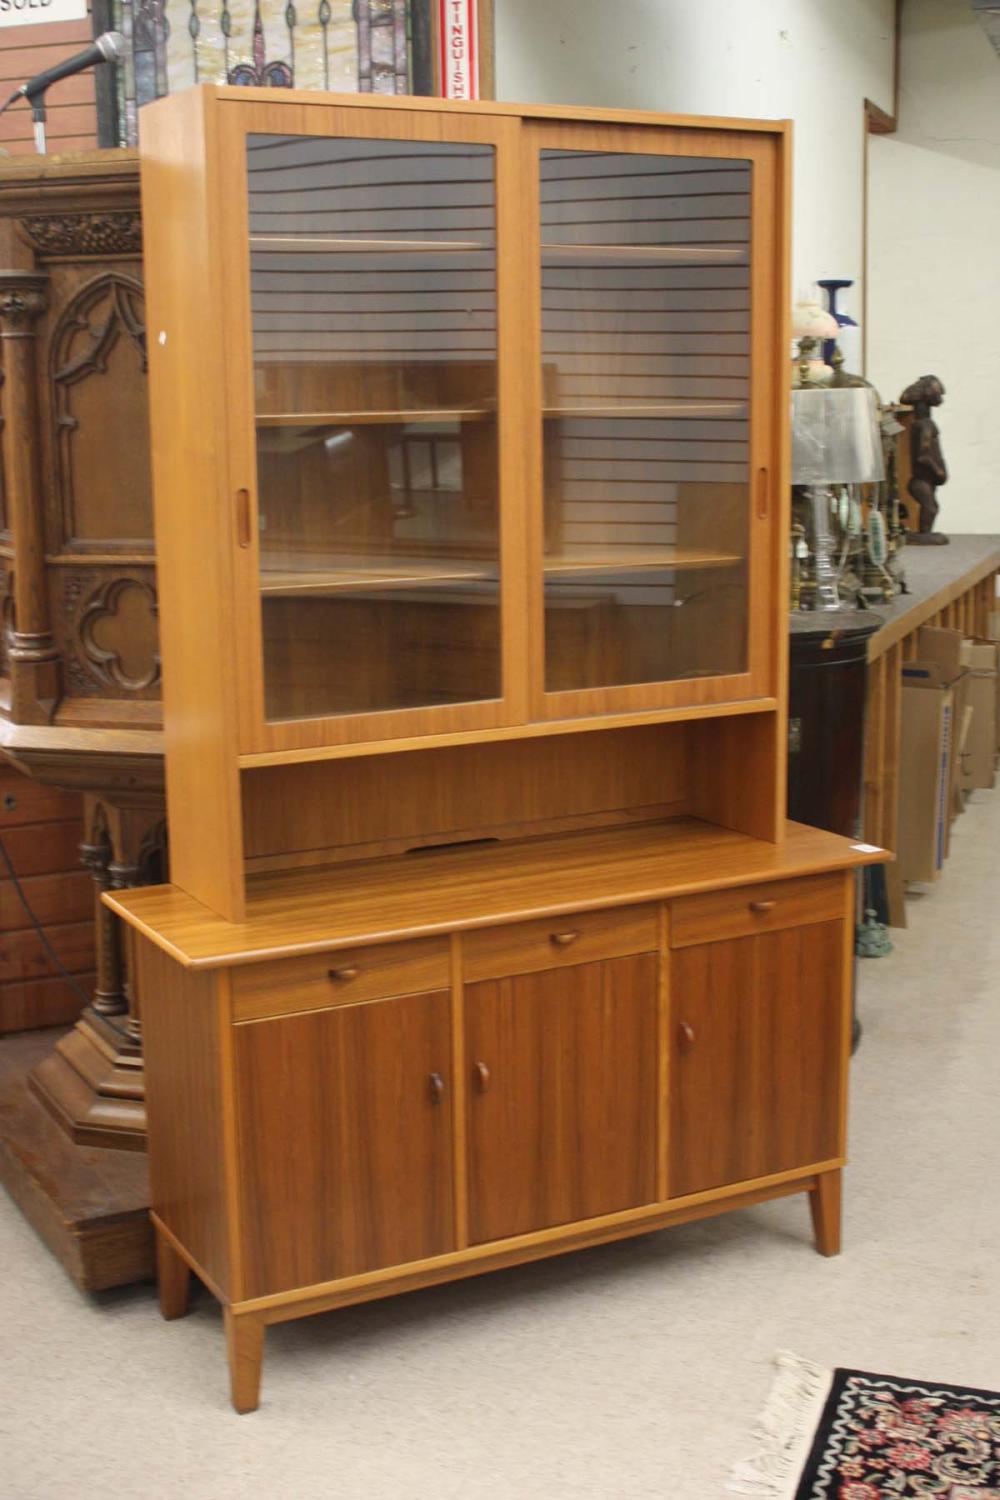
[899,628,966,882]
[898,672,953,883]
[960,638,998,790]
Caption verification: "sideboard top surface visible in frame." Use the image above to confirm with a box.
[104,818,885,970]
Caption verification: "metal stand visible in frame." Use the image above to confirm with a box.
[31,99,47,155]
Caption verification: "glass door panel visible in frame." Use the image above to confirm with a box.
[539,149,751,694]
[246,133,501,723]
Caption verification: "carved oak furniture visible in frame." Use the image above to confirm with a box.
[105,85,886,1412]
[0,151,165,1164]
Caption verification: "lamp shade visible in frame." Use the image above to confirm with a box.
[791,386,885,486]
[791,300,839,341]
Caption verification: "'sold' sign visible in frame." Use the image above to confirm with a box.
[439,0,478,100]
[0,0,87,26]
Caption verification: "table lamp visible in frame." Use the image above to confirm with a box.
[791,385,885,610]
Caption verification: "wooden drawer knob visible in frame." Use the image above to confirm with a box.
[474,1061,491,1093]
[549,929,580,947]
[748,900,776,915]
[328,965,360,981]
[678,1021,696,1051]
[429,1072,445,1105]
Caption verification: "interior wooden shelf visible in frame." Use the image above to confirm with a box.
[541,242,748,263]
[260,557,496,595]
[542,403,747,419]
[104,818,885,969]
[543,549,743,576]
[256,409,494,428]
[250,236,489,253]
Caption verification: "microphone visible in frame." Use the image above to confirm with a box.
[3,31,125,108]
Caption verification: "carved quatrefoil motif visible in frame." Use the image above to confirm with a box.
[78,577,160,692]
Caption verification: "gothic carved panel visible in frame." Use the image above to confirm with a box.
[57,568,161,700]
[50,274,153,549]
[19,213,143,260]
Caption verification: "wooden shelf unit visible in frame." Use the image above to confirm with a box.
[120,84,884,1412]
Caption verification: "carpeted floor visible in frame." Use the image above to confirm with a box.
[2,792,1000,1500]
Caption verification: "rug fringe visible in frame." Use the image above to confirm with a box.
[727,1350,833,1499]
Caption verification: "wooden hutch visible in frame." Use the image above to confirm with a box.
[105,84,885,1412]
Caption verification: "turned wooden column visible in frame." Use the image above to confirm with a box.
[0,271,60,723]
[29,794,164,1151]
[81,831,128,1019]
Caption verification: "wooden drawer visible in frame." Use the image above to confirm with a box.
[463,904,657,983]
[669,874,843,949]
[232,936,450,1022]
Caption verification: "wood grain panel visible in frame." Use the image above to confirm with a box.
[669,918,845,1198]
[139,84,245,919]
[463,903,656,982]
[0,19,97,156]
[241,720,688,864]
[0,763,93,1031]
[670,872,842,948]
[0,921,94,983]
[135,938,233,1297]
[235,989,454,1298]
[669,934,757,1197]
[465,952,658,1243]
[232,936,448,1020]
[755,920,842,1176]
[0,972,96,1034]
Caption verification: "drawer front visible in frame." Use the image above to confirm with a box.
[463,904,658,983]
[670,874,843,949]
[232,936,450,1022]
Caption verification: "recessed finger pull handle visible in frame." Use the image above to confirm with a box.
[328,965,359,981]
[429,1072,445,1105]
[678,1022,696,1050]
[550,929,580,947]
[749,900,776,915]
[474,1061,491,1093]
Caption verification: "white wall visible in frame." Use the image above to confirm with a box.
[867,0,1000,534]
[495,0,895,319]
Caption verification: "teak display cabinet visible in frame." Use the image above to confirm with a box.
[107,85,886,1412]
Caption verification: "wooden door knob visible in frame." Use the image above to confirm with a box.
[429,1072,445,1104]
[549,930,580,947]
[678,1021,696,1050]
[474,1061,491,1093]
[328,965,359,981]
[748,900,776,915]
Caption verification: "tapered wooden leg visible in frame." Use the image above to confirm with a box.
[156,1227,192,1320]
[809,1169,842,1257]
[225,1309,265,1414]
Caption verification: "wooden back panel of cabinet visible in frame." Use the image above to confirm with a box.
[465,952,659,1244]
[234,989,455,1298]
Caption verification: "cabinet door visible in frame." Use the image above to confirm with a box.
[523,120,782,719]
[670,921,843,1198]
[234,990,454,1298]
[465,953,658,1244]
[220,102,528,755]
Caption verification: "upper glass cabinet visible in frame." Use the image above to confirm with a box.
[535,145,753,704]
[245,131,502,724]
[219,102,780,753]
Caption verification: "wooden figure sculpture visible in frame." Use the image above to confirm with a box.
[899,375,949,545]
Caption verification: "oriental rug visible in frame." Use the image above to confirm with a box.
[729,1351,1000,1499]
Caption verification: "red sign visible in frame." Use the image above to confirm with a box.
[439,0,478,100]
